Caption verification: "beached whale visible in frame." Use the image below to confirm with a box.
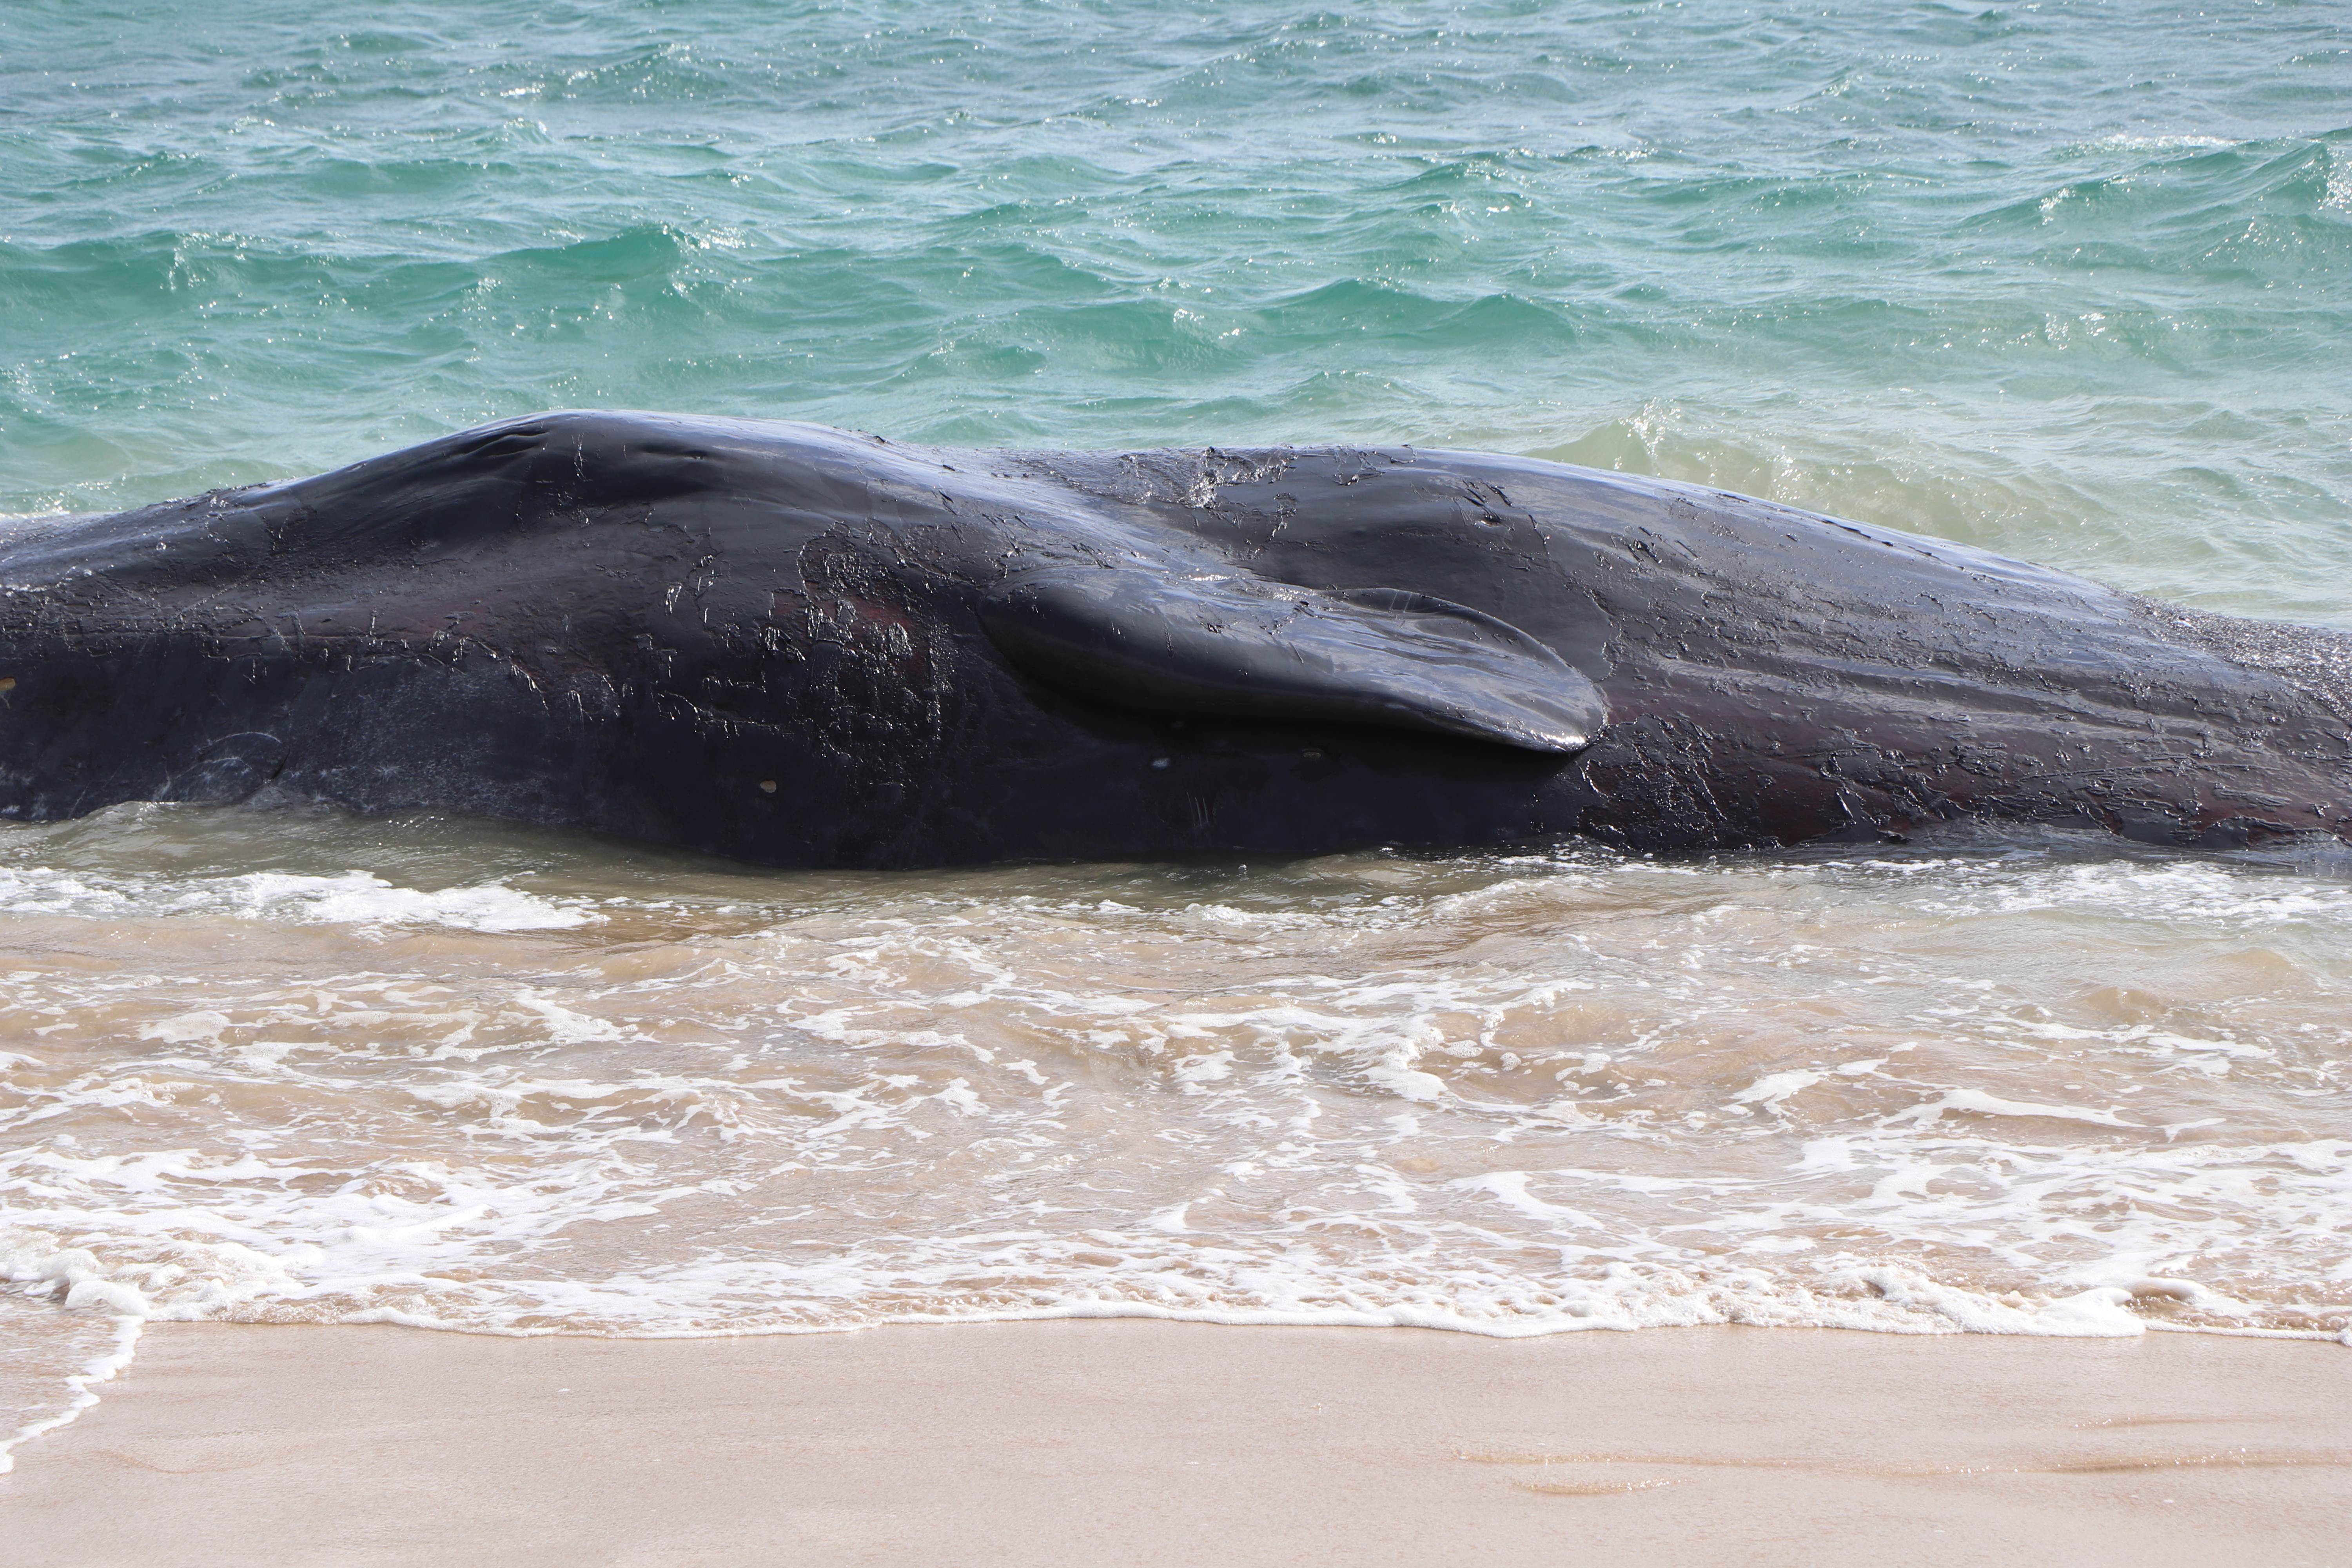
[1,410,2347,866]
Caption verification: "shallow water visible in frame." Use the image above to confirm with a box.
[4,0,2350,1468]
[4,806,2347,1359]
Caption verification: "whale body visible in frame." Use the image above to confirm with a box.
[2,410,2347,867]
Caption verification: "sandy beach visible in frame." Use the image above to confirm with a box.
[6,1321,2348,1566]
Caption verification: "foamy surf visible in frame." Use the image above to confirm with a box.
[3,806,2344,1423]
[0,866,599,931]
[0,1301,138,1477]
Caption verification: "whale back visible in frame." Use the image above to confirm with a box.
[2,410,2348,863]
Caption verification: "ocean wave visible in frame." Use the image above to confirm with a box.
[0,812,2342,1347]
[0,866,600,931]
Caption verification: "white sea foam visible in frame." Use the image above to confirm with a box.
[2087,134,2241,153]
[0,817,2344,1360]
[2327,143,2352,213]
[0,1303,139,1476]
[0,867,599,931]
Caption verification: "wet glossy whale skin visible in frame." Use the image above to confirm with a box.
[0,410,2345,868]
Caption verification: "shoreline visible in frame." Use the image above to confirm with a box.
[7,1319,2348,1566]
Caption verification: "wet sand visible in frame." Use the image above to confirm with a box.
[6,1322,2349,1567]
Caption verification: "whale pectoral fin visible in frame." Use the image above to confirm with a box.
[977,570,1604,753]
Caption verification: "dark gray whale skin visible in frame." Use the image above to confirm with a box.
[3,410,2349,867]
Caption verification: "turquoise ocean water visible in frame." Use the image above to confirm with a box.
[5,0,2349,618]
[4,0,2352,1463]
